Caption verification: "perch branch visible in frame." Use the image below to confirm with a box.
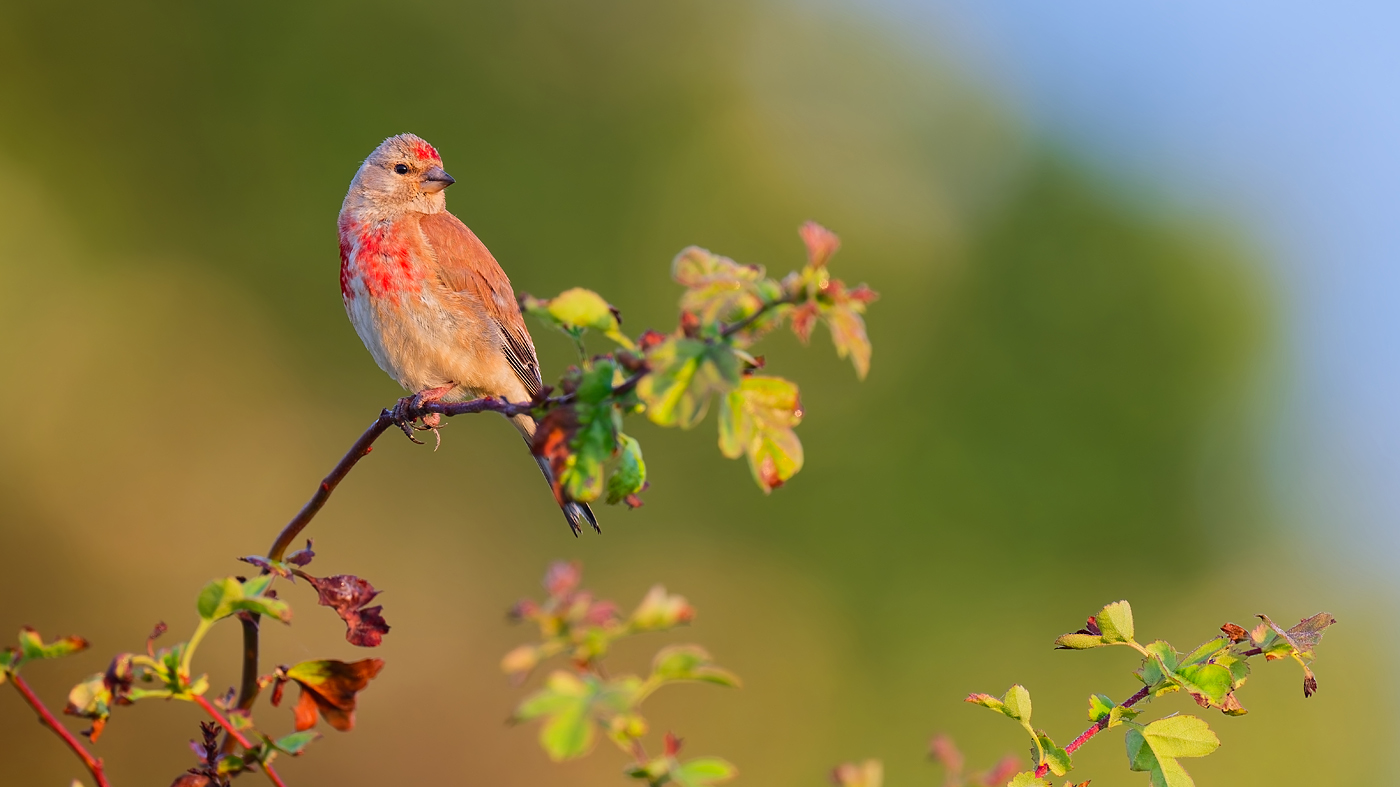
[232,372,648,734]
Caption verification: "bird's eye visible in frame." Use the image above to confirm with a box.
[394,164,409,175]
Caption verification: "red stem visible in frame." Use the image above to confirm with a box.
[8,673,111,787]
[1033,686,1152,779]
[193,694,288,787]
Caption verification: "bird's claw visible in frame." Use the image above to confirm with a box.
[389,396,447,448]
[389,396,427,444]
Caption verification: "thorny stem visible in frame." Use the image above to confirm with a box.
[8,673,111,787]
[194,693,288,787]
[231,373,649,741]
[1033,686,1152,779]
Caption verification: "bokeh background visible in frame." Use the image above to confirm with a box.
[1,1,1394,785]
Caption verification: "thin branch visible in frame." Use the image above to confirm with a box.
[193,693,288,787]
[1033,686,1151,779]
[720,295,794,339]
[8,673,111,787]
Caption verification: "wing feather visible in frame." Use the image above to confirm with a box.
[417,211,543,397]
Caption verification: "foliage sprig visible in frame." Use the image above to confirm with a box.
[504,562,739,787]
[966,600,1335,787]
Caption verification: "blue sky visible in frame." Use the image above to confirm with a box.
[867,0,1400,563]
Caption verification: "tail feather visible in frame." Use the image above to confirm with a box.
[513,413,600,536]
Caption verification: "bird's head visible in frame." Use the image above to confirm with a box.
[343,133,456,217]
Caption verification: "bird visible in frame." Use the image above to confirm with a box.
[337,133,597,535]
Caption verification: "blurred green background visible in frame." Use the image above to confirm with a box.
[0,1,1388,785]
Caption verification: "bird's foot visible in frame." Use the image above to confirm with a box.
[389,385,455,445]
[389,396,426,444]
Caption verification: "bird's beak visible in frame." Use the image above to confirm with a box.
[420,166,456,193]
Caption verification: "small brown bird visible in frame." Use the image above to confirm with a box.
[337,133,596,534]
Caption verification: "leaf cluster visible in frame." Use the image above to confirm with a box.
[4,541,390,785]
[961,600,1335,787]
[505,562,738,787]
[513,222,876,521]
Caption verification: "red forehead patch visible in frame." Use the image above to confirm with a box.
[411,140,441,162]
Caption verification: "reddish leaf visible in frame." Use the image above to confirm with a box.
[532,407,580,506]
[1221,622,1248,642]
[287,539,316,567]
[637,329,667,350]
[672,246,768,324]
[980,755,1022,786]
[308,574,390,647]
[799,221,841,268]
[664,731,683,756]
[285,658,384,732]
[292,685,319,732]
[543,561,583,598]
[927,733,963,773]
[790,302,819,343]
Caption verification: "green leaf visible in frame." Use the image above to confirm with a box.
[1108,704,1141,728]
[197,577,292,623]
[562,402,618,504]
[16,627,88,661]
[606,433,647,505]
[673,757,738,787]
[1096,601,1135,643]
[272,730,320,756]
[1177,663,1232,705]
[717,375,804,492]
[1003,684,1032,722]
[197,578,241,620]
[673,246,769,325]
[1137,641,1181,688]
[1054,633,1107,649]
[650,645,741,688]
[1035,730,1071,776]
[967,685,1040,763]
[64,673,113,728]
[513,671,640,762]
[1124,728,1156,772]
[523,287,632,348]
[1124,716,1218,787]
[629,585,695,631]
[1088,693,1115,722]
[1141,716,1220,759]
[638,338,740,428]
[1150,756,1197,787]
[1006,774,1051,787]
[1180,637,1230,667]
[546,288,617,331]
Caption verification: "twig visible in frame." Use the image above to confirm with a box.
[193,693,288,787]
[8,673,111,787]
[720,295,794,339]
[1033,686,1151,779]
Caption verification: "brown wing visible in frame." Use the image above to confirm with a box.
[417,211,543,397]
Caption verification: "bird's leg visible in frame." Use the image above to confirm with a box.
[390,384,456,444]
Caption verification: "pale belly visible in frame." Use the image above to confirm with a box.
[344,285,526,402]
